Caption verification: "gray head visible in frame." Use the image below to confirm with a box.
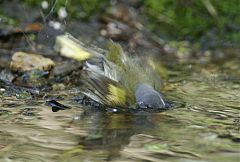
[135,83,166,109]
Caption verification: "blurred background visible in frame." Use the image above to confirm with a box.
[1,0,239,50]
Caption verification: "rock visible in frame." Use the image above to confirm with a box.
[100,21,133,41]
[0,49,11,68]
[10,52,55,72]
[0,69,15,83]
[53,60,83,77]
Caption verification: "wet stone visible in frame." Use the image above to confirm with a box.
[45,100,71,112]
[10,52,55,72]
[0,69,15,83]
[53,60,83,77]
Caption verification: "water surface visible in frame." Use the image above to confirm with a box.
[0,51,239,162]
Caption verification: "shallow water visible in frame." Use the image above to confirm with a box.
[0,53,239,162]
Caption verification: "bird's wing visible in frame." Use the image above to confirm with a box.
[79,70,134,108]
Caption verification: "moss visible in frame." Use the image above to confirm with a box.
[15,90,32,99]
[144,0,240,44]
[0,13,19,26]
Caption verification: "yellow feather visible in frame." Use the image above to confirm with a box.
[106,84,127,107]
[55,34,91,61]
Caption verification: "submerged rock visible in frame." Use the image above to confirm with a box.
[45,100,71,112]
[10,52,55,72]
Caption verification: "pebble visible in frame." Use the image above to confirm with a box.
[0,88,6,92]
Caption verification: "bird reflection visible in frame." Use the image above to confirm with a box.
[73,108,157,160]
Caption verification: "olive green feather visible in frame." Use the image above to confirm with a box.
[106,41,162,93]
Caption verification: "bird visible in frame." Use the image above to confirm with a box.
[54,33,167,109]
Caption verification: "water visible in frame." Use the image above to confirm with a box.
[0,52,239,162]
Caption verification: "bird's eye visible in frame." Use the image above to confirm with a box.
[138,102,147,109]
